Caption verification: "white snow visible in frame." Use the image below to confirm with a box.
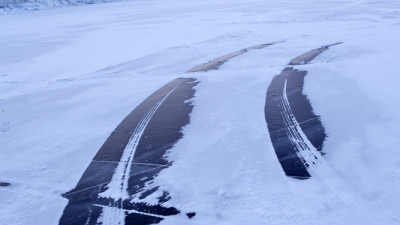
[0,0,123,12]
[1,0,400,224]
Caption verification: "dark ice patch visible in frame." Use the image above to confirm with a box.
[265,43,341,179]
[0,182,10,187]
[59,78,198,225]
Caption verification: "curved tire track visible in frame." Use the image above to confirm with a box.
[187,42,279,72]
[59,78,198,225]
[265,43,341,179]
[59,42,278,224]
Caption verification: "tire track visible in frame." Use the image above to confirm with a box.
[265,43,341,179]
[281,80,322,171]
[59,78,198,225]
[187,42,280,72]
[59,42,278,225]
[100,87,175,225]
[277,73,386,224]
[98,86,178,225]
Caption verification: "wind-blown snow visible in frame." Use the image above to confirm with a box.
[1,0,400,224]
[0,0,122,12]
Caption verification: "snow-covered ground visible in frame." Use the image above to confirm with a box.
[1,0,400,224]
[0,0,122,12]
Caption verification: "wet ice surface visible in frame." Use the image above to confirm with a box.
[1,0,400,224]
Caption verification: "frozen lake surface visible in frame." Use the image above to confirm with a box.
[1,0,400,224]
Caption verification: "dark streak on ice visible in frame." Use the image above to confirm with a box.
[0,182,10,187]
[186,42,279,72]
[59,78,198,225]
[265,43,341,179]
[186,212,196,219]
